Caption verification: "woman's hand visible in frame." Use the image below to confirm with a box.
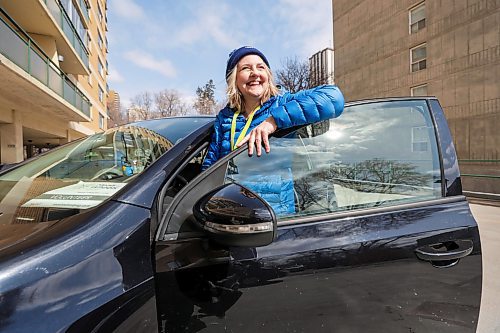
[236,116,277,156]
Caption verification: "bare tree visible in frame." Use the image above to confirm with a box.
[275,57,310,93]
[155,89,188,117]
[131,91,154,120]
[332,159,430,193]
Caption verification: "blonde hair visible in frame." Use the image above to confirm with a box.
[226,64,279,111]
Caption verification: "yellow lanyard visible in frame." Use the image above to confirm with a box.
[230,105,260,151]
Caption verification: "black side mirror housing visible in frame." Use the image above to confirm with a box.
[193,183,277,247]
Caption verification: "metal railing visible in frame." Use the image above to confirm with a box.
[0,9,91,118]
[43,0,89,68]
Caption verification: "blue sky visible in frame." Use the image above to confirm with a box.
[107,0,333,108]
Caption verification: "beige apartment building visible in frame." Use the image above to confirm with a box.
[333,0,500,192]
[107,90,123,127]
[0,0,108,164]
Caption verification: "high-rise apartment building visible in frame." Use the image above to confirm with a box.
[333,0,500,192]
[107,90,122,127]
[309,47,335,87]
[0,0,108,164]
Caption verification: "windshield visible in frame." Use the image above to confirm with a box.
[0,117,212,225]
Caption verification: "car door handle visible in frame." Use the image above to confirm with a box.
[415,239,474,262]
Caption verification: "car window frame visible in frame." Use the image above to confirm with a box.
[226,99,443,218]
[155,145,239,241]
[155,98,452,240]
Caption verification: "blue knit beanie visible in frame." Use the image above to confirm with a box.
[225,46,270,79]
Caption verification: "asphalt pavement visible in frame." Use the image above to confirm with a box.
[469,199,500,333]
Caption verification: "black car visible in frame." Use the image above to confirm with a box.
[0,98,482,332]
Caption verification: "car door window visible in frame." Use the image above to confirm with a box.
[224,100,442,221]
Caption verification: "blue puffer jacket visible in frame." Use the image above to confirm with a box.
[202,85,345,215]
[202,85,344,169]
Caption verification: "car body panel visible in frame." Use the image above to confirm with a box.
[0,99,482,332]
[0,200,157,332]
[155,197,481,332]
[153,98,482,332]
[0,117,213,332]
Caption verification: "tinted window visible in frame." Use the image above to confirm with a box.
[225,100,442,220]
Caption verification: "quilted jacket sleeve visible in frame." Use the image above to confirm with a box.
[201,115,223,170]
[270,85,345,129]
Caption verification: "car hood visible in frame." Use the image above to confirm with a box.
[0,220,59,253]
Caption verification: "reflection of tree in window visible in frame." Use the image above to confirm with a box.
[331,159,430,192]
[206,197,253,220]
[294,158,431,212]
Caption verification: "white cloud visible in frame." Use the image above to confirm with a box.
[272,0,333,56]
[108,67,124,83]
[107,1,335,112]
[110,0,145,20]
[123,50,177,78]
[175,4,237,48]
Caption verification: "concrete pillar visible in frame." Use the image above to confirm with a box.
[59,129,73,145]
[26,144,34,159]
[0,110,24,164]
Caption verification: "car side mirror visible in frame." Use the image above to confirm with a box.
[193,183,277,247]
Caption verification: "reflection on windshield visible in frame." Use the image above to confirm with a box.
[0,125,173,225]
[44,126,172,180]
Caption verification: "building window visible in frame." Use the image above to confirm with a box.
[410,44,427,72]
[97,3,103,22]
[99,113,105,129]
[98,85,104,103]
[412,126,429,152]
[60,0,87,42]
[409,3,426,34]
[98,59,104,77]
[88,68,93,86]
[98,32,103,49]
[86,35,92,54]
[411,84,428,96]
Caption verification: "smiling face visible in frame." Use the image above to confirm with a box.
[236,54,270,106]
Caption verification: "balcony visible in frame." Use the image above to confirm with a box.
[60,0,90,33]
[76,0,90,26]
[0,10,91,122]
[0,0,89,75]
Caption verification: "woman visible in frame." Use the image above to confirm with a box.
[202,46,345,170]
